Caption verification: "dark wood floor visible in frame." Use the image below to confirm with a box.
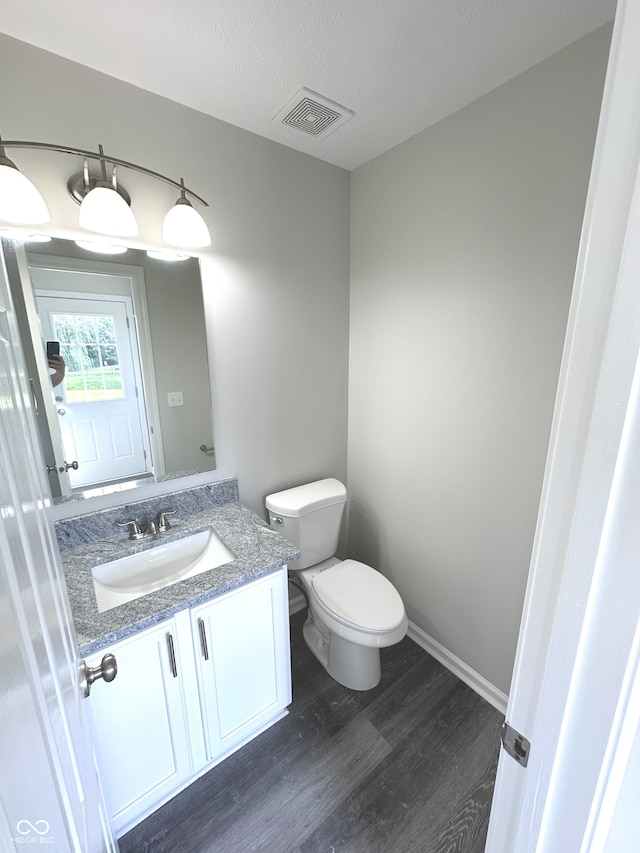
[119,610,503,853]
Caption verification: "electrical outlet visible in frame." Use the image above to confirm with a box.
[167,391,184,407]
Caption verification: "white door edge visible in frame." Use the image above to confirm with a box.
[486,0,640,849]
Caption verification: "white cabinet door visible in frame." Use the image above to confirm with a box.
[86,615,192,835]
[191,569,291,762]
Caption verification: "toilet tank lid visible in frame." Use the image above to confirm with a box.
[265,478,347,517]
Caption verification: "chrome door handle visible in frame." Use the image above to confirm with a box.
[167,633,178,678]
[79,653,118,698]
[64,460,79,471]
[57,408,66,416]
[198,618,209,661]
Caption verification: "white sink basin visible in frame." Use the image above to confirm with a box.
[92,529,233,612]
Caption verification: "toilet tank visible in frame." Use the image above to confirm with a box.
[265,478,347,570]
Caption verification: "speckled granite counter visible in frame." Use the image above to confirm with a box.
[61,499,300,656]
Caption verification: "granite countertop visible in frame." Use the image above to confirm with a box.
[63,501,300,656]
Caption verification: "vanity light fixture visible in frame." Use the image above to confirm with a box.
[77,152,138,237]
[0,136,210,248]
[0,138,50,225]
[162,179,211,248]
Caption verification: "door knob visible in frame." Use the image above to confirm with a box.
[61,460,79,472]
[79,653,118,698]
[57,408,66,416]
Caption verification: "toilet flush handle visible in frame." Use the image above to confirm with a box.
[270,516,283,525]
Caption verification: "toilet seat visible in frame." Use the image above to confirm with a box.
[309,559,407,646]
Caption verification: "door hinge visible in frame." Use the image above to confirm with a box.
[501,722,530,767]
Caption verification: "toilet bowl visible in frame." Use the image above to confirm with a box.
[265,479,408,690]
[300,558,408,690]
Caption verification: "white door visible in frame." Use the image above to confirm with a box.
[486,1,640,849]
[36,291,152,488]
[0,251,116,849]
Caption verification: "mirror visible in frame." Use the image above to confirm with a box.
[1,235,216,504]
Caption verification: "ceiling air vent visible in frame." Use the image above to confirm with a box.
[273,88,354,139]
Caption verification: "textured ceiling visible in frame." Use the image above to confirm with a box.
[0,0,616,170]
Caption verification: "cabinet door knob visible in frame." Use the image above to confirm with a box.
[79,653,118,698]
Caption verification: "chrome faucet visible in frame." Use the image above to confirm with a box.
[117,520,144,541]
[144,519,159,536]
[156,510,176,532]
[117,509,176,540]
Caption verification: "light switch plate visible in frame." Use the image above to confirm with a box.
[167,391,184,407]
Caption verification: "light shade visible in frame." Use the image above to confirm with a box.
[162,198,211,248]
[0,160,50,225]
[79,184,138,237]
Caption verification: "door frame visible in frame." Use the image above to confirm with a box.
[486,0,640,849]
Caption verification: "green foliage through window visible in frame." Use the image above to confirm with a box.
[52,312,125,402]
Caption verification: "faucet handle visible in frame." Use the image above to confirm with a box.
[157,509,177,532]
[117,520,143,540]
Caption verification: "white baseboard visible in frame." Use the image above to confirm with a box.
[407,621,508,715]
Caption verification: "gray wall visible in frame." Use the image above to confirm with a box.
[348,26,611,694]
[142,255,214,475]
[0,34,350,516]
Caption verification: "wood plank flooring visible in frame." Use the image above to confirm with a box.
[119,610,503,853]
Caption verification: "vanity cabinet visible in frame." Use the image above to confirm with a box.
[86,568,291,836]
[85,616,193,833]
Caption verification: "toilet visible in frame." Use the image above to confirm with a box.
[265,478,408,690]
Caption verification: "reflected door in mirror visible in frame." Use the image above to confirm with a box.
[36,288,152,488]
